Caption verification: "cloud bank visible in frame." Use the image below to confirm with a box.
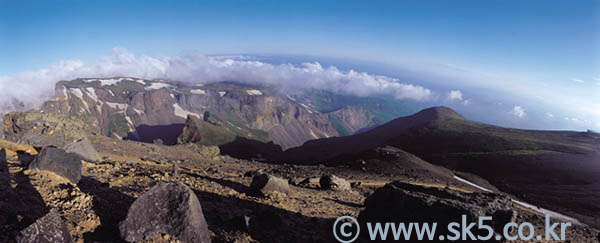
[0,48,432,113]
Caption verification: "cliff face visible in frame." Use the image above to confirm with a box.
[37,78,373,149]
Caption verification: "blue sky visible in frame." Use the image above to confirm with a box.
[0,0,599,129]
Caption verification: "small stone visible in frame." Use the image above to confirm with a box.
[250,173,290,196]
[171,163,179,177]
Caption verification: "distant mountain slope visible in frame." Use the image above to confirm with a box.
[37,78,382,149]
[283,106,598,162]
[283,106,468,162]
[283,106,600,227]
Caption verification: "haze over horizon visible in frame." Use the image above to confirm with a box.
[0,0,598,131]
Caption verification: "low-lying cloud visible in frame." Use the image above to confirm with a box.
[511,106,526,118]
[0,47,433,113]
[447,90,463,101]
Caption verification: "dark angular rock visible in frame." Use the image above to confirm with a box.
[243,169,265,178]
[119,182,211,243]
[176,114,234,145]
[62,137,101,162]
[358,181,517,241]
[16,208,73,243]
[250,173,290,195]
[320,174,351,191]
[29,147,82,184]
[298,177,321,189]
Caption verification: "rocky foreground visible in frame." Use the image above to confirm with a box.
[0,135,598,243]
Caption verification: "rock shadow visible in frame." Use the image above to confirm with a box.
[219,136,283,162]
[195,174,248,194]
[0,149,49,240]
[193,189,336,243]
[79,176,134,242]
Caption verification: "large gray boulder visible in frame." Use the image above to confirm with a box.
[119,182,211,243]
[250,173,290,196]
[16,208,73,243]
[358,181,516,241]
[29,147,82,184]
[62,137,101,162]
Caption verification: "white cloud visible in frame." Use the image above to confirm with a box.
[447,90,463,101]
[0,48,433,114]
[545,112,554,118]
[571,78,585,83]
[511,106,526,118]
[593,77,600,81]
[462,99,471,106]
[563,116,593,125]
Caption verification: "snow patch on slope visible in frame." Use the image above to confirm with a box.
[69,88,84,99]
[83,78,122,86]
[172,103,200,119]
[246,89,263,96]
[453,176,583,226]
[84,87,99,103]
[133,108,144,115]
[106,102,128,110]
[190,89,206,95]
[145,82,172,90]
[69,88,89,111]
[453,176,492,192]
[124,115,134,131]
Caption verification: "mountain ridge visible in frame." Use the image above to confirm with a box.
[36,77,381,149]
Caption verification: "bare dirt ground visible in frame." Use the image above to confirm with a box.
[1,135,598,242]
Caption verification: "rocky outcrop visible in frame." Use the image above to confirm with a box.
[320,174,351,191]
[16,208,73,243]
[250,173,291,196]
[29,147,82,184]
[177,114,235,145]
[62,137,101,162]
[358,181,516,241]
[2,111,94,147]
[119,182,211,243]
